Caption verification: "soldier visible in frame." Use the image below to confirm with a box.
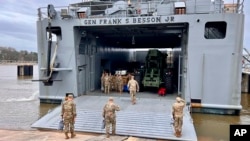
[172,96,185,137]
[127,75,139,104]
[114,74,119,92]
[104,73,110,94]
[102,97,120,138]
[117,74,123,94]
[109,73,114,91]
[61,94,77,139]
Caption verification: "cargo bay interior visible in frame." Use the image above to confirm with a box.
[74,23,188,96]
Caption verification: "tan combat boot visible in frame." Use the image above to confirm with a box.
[178,131,182,137]
[176,131,181,137]
[65,132,69,139]
[71,132,76,138]
[112,130,116,135]
[106,133,110,138]
[132,100,136,105]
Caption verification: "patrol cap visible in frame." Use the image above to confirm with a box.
[176,97,182,102]
[67,93,74,98]
[65,93,70,97]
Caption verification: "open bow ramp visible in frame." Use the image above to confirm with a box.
[32,94,197,141]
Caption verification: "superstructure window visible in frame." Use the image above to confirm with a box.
[46,27,62,41]
[204,22,227,39]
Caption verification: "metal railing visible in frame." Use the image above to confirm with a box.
[37,0,244,20]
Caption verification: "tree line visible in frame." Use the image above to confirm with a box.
[0,47,38,62]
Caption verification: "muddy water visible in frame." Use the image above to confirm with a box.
[0,65,249,141]
[192,93,250,141]
[0,65,58,130]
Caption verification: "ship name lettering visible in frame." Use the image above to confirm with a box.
[133,17,161,23]
[126,18,129,23]
[165,16,174,22]
[84,19,97,25]
[82,16,174,25]
[99,19,122,25]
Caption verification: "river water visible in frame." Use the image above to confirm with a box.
[0,65,249,141]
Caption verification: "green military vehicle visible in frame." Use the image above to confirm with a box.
[142,49,167,88]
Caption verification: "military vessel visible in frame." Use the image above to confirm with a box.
[36,0,245,115]
[33,0,245,140]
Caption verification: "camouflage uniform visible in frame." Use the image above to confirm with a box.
[127,76,139,104]
[172,97,185,137]
[114,74,119,92]
[117,75,123,93]
[61,99,77,139]
[102,99,120,138]
[109,74,114,91]
[104,74,110,94]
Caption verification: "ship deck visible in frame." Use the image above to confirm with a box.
[31,91,197,141]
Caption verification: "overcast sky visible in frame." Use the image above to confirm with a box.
[0,0,249,52]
